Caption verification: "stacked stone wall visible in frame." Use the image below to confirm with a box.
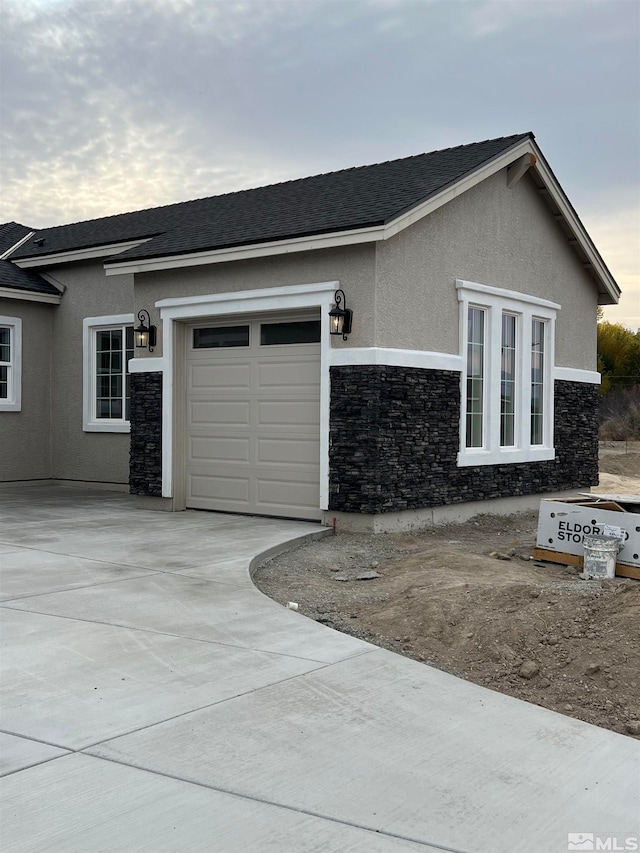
[329,366,598,514]
[129,372,163,497]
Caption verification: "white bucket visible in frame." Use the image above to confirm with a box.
[582,535,619,580]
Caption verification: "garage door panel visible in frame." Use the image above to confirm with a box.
[257,436,319,466]
[190,400,250,426]
[257,399,320,427]
[190,362,251,391]
[189,474,250,503]
[258,358,320,388]
[256,475,320,513]
[190,436,250,463]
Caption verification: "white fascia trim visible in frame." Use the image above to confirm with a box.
[157,282,337,507]
[0,315,22,411]
[83,314,134,433]
[0,287,62,304]
[104,230,384,276]
[554,366,601,384]
[456,279,561,311]
[330,347,463,372]
[14,239,151,269]
[529,140,620,304]
[0,231,35,260]
[104,140,537,278]
[156,281,337,311]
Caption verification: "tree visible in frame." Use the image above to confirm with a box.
[597,321,640,395]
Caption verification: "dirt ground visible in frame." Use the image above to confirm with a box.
[254,443,640,738]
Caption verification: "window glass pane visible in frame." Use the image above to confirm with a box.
[97,352,111,374]
[96,330,111,352]
[500,313,517,447]
[531,320,545,445]
[110,375,122,397]
[0,327,10,363]
[96,399,111,418]
[0,364,7,398]
[466,307,484,448]
[193,326,249,348]
[260,320,321,346]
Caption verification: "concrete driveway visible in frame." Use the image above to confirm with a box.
[0,484,638,853]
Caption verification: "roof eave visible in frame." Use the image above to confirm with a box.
[527,139,620,305]
[13,238,153,269]
[0,286,62,304]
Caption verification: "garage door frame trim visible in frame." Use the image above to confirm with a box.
[145,281,337,508]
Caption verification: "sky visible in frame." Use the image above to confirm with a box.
[1,0,639,329]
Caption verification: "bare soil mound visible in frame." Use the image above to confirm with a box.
[255,511,640,738]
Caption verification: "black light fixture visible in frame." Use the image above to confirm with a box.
[328,289,353,340]
[134,309,157,352]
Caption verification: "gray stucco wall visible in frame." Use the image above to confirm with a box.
[0,299,53,481]
[132,243,376,358]
[375,168,600,369]
[47,262,134,483]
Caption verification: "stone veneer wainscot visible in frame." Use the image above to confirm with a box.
[328,365,598,514]
[129,372,163,497]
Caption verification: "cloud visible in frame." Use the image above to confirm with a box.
[586,203,640,331]
[1,0,638,329]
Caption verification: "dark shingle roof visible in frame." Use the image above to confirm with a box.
[0,221,32,254]
[0,222,61,296]
[12,133,532,265]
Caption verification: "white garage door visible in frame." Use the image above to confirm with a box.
[185,314,321,520]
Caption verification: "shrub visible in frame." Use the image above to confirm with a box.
[599,386,640,440]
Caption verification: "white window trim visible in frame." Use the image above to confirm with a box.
[0,316,22,412]
[456,280,558,467]
[83,314,134,432]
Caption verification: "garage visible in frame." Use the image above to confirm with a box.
[185,313,321,520]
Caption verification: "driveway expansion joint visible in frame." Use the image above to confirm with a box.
[81,751,469,853]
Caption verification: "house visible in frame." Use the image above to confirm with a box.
[0,132,619,530]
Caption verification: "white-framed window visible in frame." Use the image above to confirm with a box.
[0,316,22,412]
[456,280,558,467]
[83,314,134,432]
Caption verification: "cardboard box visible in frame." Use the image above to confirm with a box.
[534,497,640,580]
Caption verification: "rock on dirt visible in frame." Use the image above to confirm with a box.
[518,661,540,680]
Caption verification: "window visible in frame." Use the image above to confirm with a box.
[457,281,557,466]
[193,326,250,348]
[465,307,485,447]
[260,320,321,346]
[500,313,517,447]
[83,315,134,432]
[531,319,545,446]
[0,316,21,411]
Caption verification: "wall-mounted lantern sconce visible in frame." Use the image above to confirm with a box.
[328,289,353,341]
[134,309,157,352]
